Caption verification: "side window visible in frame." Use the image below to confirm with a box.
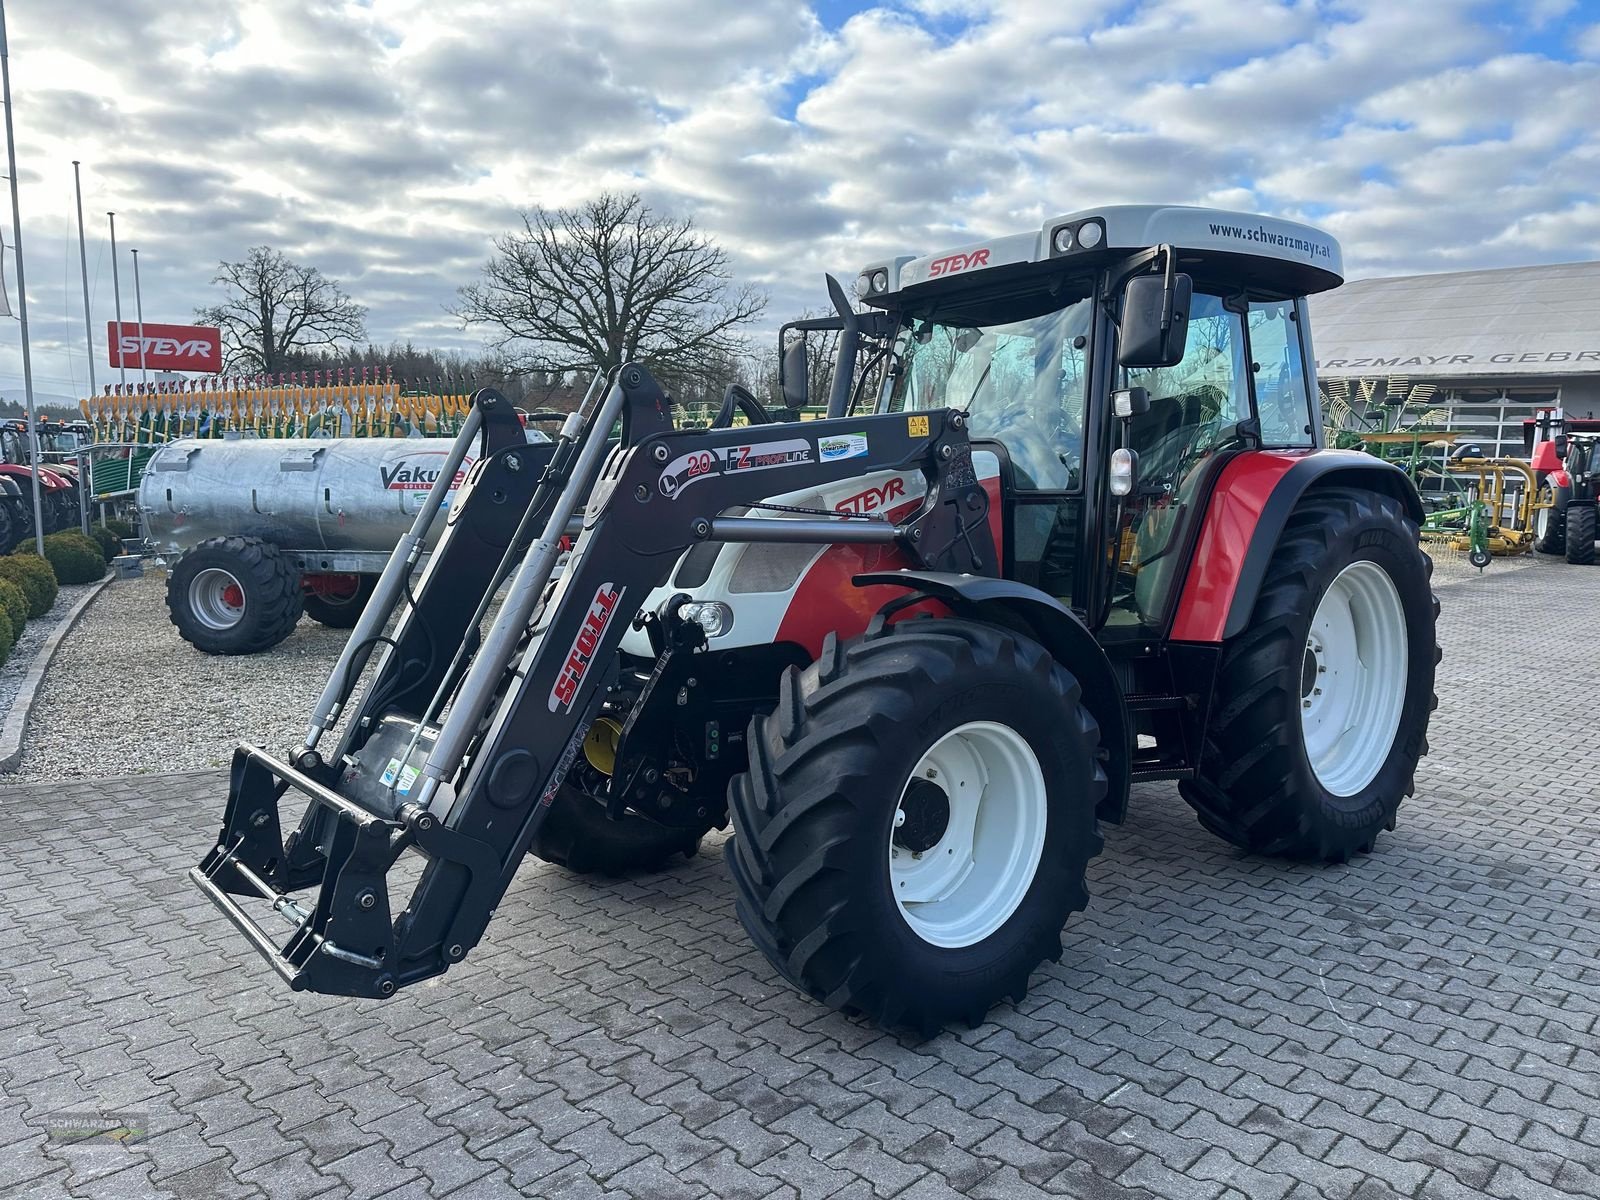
[1121,292,1249,486]
[1248,300,1314,446]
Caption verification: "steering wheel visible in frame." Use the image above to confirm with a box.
[710,384,771,429]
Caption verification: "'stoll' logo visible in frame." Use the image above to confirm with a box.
[835,476,907,514]
[549,583,624,712]
[927,249,990,277]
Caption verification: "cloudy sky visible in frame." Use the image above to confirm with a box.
[1,0,1597,406]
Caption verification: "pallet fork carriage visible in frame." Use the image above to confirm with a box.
[194,204,1439,1030]
[193,370,995,997]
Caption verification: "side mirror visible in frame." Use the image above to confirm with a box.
[779,339,809,409]
[1119,272,1192,369]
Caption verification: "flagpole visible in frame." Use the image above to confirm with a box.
[107,210,125,390]
[1,0,47,554]
[72,161,95,395]
[131,246,146,388]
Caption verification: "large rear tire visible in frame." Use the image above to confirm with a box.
[166,536,304,655]
[1534,485,1567,554]
[1179,487,1439,863]
[1565,503,1596,565]
[727,618,1105,1034]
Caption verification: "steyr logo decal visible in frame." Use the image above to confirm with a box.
[549,583,624,712]
[835,476,907,514]
[658,438,813,499]
[927,249,990,277]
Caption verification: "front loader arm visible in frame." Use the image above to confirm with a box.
[192,363,993,998]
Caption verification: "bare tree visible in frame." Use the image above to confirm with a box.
[196,247,367,373]
[453,192,767,389]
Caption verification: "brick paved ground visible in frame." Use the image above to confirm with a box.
[2,553,1597,1199]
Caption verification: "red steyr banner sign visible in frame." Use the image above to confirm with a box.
[107,321,223,373]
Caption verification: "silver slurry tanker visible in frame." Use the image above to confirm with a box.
[140,428,548,655]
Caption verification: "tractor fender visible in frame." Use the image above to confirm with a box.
[854,569,1131,825]
[1171,449,1425,644]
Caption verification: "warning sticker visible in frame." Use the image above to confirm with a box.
[907,415,930,437]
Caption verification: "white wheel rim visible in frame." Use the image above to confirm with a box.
[189,567,246,631]
[1535,505,1548,537]
[1300,560,1407,797]
[890,720,1047,948]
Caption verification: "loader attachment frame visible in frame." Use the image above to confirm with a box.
[192,363,996,997]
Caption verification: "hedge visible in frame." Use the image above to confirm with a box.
[0,577,27,644]
[42,531,107,585]
[89,525,122,561]
[0,604,13,666]
[0,553,58,617]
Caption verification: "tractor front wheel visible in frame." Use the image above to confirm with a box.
[1565,504,1596,565]
[1180,487,1439,862]
[727,618,1105,1035]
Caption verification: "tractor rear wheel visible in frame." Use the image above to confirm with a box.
[1180,487,1438,863]
[1534,485,1568,554]
[166,536,304,655]
[727,618,1105,1035]
[0,501,15,555]
[1566,504,1597,565]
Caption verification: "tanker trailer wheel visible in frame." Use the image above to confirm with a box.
[1565,503,1596,565]
[1179,487,1439,863]
[166,536,305,655]
[1534,485,1567,554]
[727,618,1106,1035]
[302,573,378,629]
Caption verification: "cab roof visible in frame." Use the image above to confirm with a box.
[857,204,1344,310]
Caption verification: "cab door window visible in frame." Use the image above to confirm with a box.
[1109,292,1250,631]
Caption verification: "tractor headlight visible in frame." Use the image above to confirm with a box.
[858,272,875,295]
[1076,221,1103,248]
[679,600,733,637]
[1053,226,1074,253]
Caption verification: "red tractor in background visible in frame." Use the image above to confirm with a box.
[193,205,1440,1035]
[0,418,89,549]
[1530,409,1598,564]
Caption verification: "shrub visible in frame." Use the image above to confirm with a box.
[103,517,136,542]
[0,604,13,666]
[0,553,58,617]
[89,525,122,561]
[42,531,107,585]
[0,577,27,641]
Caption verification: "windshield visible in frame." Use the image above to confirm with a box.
[892,297,1092,490]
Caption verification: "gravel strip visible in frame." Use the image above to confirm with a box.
[0,570,349,783]
[0,583,96,720]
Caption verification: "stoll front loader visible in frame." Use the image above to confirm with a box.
[193,205,1439,1033]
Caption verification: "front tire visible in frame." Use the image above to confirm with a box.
[727,618,1105,1034]
[1179,487,1439,862]
[1565,504,1596,565]
[166,536,304,655]
[527,784,708,875]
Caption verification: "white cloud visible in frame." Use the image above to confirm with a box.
[1,0,1596,405]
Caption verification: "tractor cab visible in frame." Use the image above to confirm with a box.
[848,205,1345,640]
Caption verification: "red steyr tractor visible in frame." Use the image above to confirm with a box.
[193,205,1439,1034]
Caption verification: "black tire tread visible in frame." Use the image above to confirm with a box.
[166,535,304,655]
[727,618,1106,1034]
[527,784,706,876]
[1179,488,1439,862]
[1565,504,1596,565]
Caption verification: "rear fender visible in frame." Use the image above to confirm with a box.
[1171,450,1423,644]
[855,569,1131,825]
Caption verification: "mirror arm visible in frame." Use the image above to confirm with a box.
[1158,244,1177,339]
